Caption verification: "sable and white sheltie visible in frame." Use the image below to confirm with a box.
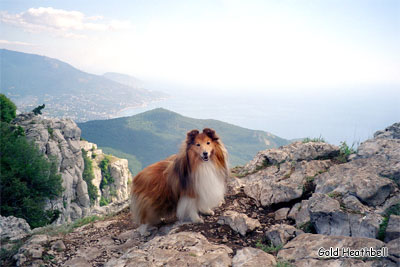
[130,128,229,233]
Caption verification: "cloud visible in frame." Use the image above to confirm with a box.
[0,39,36,46]
[0,7,131,38]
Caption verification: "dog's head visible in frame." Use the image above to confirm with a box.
[186,128,219,162]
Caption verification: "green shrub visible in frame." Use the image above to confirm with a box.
[82,149,99,206]
[378,202,400,241]
[0,94,16,123]
[100,156,114,189]
[256,240,283,253]
[99,196,110,207]
[302,136,325,143]
[336,141,357,163]
[0,122,63,228]
[32,104,45,115]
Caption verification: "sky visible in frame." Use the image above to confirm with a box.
[1,0,399,144]
[1,0,399,91]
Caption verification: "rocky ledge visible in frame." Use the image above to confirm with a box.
[2,122,399,267]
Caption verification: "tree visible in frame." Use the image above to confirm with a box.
[32,104,45,115]
[0,94,16,123]
[0,121,63,228]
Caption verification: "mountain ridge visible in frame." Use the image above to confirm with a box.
[0,49,166,122]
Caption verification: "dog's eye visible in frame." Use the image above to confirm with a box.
[196,143,200,146]
[207,142,210,145]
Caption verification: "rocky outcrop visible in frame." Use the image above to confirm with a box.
[0,215,31,241]
[5,122,399,267]
[240,141,339,175]
[105,232,233,267]
[13,112,88,224]
[80,140,131,206]
[308,193,382,238]
[241,150,334,207]
[11,113,133,225]
[277,233,394,266]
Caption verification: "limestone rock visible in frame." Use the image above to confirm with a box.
[278,233,390,266]
[242,159,332,207]
[0,215,31,241]
[385,215,400,242]
[105,232,233,267]
[11,113,134,225]
[387,237,400,264]
[14,234,49,265]
[218,210,261,236]
[315,122,400,207]
[232,247,276,267]
[308,193,382,238]
[241,141,339,174]
[265,224,303,247]
[274,208,290,221]
[51,240,66,252]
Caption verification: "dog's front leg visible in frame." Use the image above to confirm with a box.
[177,196,204,223]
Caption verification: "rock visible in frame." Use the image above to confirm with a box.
[232,247,276,267]
[0,215,31,241]
[308,193,382,238]
[274,208,290,220]
[11,113,133,225]
[385,215,400,242]
[105,232,233,267]
[14,234,49,265]
[315,122,400,207]
[107,159,132,201]
[278,233,390,266]
[243,159,333,207]
[265,224,303,247]
[76,180,90,207]
[315,162,397,207]
[387,238,400,264]
[241,141,339,174]
[51,240,66,251]
[218,210,261,236]
[90,199,130,216]
[287,202,301,220]
[294,200,310,226]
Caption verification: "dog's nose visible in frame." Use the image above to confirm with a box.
[203,152,208,157]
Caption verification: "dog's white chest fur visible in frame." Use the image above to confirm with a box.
[193,162,225,211]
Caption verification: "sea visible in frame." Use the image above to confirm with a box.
[118,84,400,146]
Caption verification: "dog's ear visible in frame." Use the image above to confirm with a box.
[203,128,219,141]
[186,129,199,145]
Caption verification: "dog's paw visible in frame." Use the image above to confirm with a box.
[137,224,157,237]
[200,209,214,216]
[191,216,204,224]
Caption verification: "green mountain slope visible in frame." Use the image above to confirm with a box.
[78,108,289,174]
[0,49,165,122]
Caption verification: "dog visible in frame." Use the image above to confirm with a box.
[130,128,229,235]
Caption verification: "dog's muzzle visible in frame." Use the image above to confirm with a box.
[202,152,209,161]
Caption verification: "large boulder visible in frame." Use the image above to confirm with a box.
[242,158,333,207]
[308,193,382,238]
[0,215,31,241]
